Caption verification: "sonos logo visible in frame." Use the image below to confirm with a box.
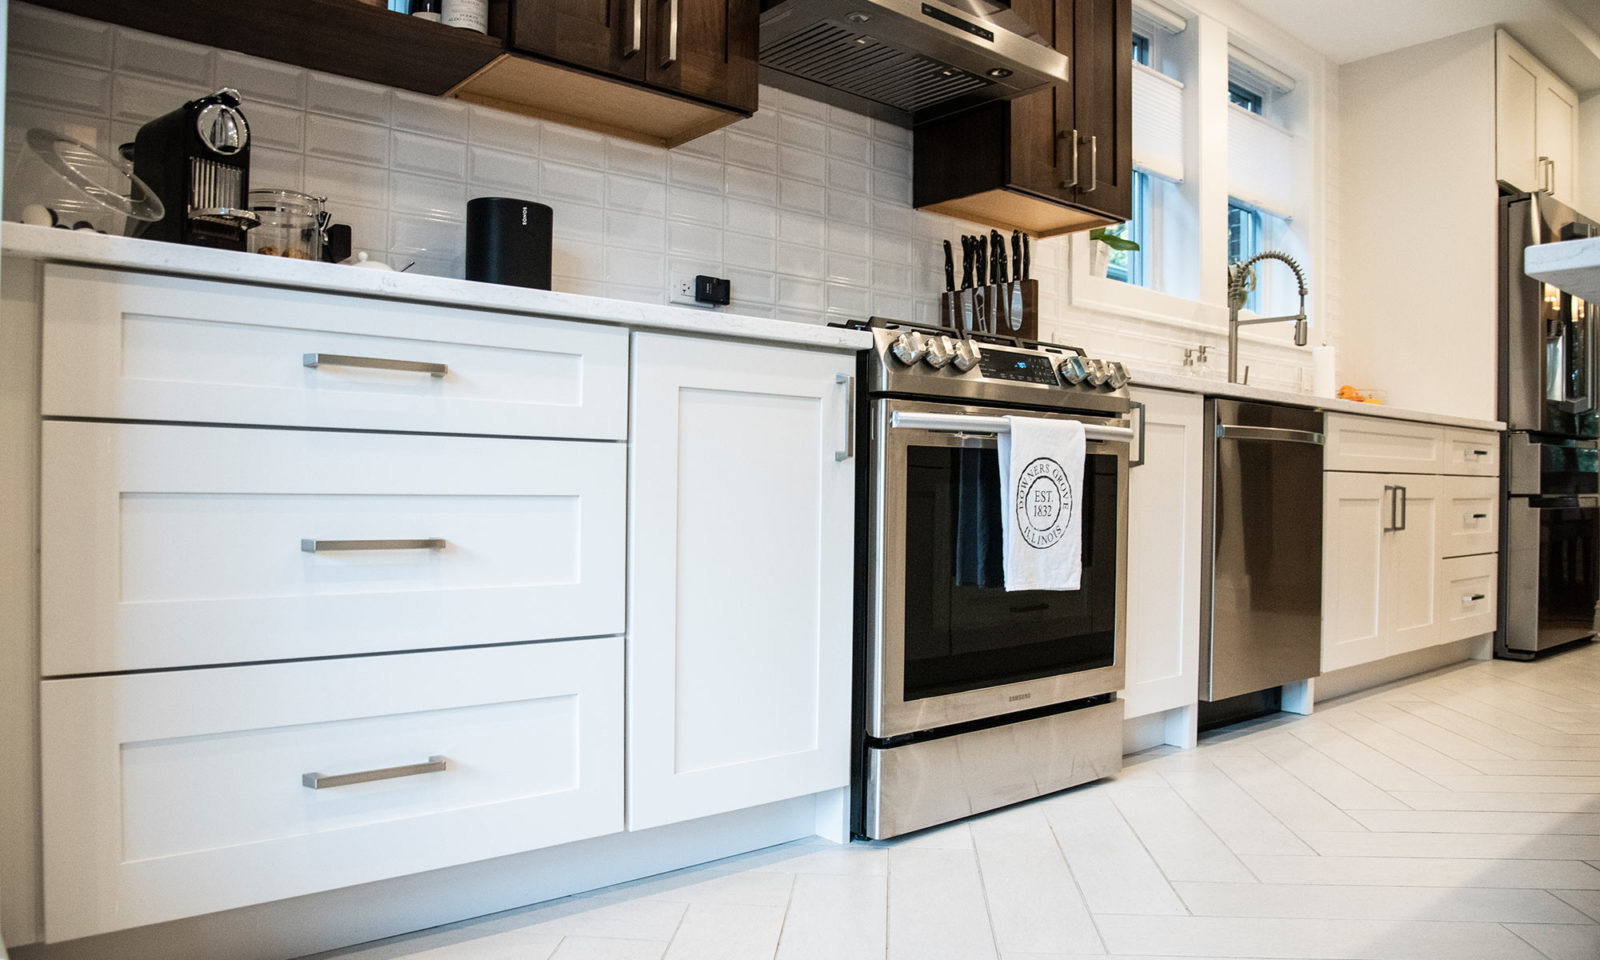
[1007,693,1032,702]
[521,206,528,226]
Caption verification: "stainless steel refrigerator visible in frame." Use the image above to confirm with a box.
[1498,190,1600,659]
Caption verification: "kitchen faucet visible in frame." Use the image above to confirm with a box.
[1228,250,1309,384]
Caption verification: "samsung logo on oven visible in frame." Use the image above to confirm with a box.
[1007,693,1032,702]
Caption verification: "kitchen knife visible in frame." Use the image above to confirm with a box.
[975,237,986,286]
[961,236,973,289]
[1022,234,1030,280]
[943,239,954,292]
[1011,230,1022,280]
[991,230,1007,283]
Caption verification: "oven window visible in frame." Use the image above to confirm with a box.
[901,445,1118,701]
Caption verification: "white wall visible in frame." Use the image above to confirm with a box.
[1338,28,1500,421]
[1582,91,1600,216]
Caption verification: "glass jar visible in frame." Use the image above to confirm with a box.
[247,189,327,260]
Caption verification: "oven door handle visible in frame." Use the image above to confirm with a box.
[1215,424,1326,445]
[889,411,1135,442]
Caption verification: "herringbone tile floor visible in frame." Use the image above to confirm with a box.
[312,643,1600,960]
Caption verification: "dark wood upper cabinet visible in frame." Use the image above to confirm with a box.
[645,0,759,114]
[509,0,648,84]
[913,0,1132,237]
[502,0,755,115]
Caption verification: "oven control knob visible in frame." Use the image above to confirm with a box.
[951,340,980,372]
[890,332,928,365]
[1106,361,1129,389]
[1085,359,1111,386]
[1059,355,1089,384]
[923,335,957,369]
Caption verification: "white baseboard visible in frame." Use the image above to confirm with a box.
[1315,635,1490,703]
[1123,703,1198,753]
[12,794,823,960]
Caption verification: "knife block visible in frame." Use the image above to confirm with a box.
[938,280,1037,338]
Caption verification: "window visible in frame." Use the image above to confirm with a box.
[1228,201,1262,311]
[1105,171,1150,286]
[1228,82,1263,114]
[1132,32,1151,67]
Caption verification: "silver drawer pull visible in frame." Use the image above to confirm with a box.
[302,538,447,553]
[304,353,447,377]
[302,755,447,790]
[1463,593,1486,603]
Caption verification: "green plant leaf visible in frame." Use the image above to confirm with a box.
[1090,227,1141,252]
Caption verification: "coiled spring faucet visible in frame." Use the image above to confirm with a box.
[1228,250,1309,384]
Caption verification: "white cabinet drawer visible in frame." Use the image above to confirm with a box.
[42,421,624,674]
[1443,428,1501,476]
[1324,414,1444,473]
[1441,476,1500,558]
[40,639,622,941]
[1438,554,1498,642]
[41,264,628,439]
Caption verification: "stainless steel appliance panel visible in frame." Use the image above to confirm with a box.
[868,396,1129,737]
[863,697,1122,839]
[1201,399,1325,702]
[1504,495,1600,652]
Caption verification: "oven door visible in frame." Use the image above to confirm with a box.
[868,397,1129,739]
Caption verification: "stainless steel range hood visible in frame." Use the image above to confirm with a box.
[758,0,1069,127]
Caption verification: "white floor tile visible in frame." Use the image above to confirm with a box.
[1158,762,1318,856]
[1552,888,1600,921]
[1298,831,1600,860]
[1349,809,1600,835]
[1390,790,1600,812]
[1209,754,1367,833]
[1040,790,1187,916]
[1250,733,1411,810]
[1095,915,1546,959]
[1240,854,1600,889]
[661,903,784,960]
[549,938,668,960]
[1105,783,1256,883]
[886,847,997,960]
[774,872,886,960]
[970,808,1104,955]
[1172,880,1592,922]
[1286,722,1443,793]
[1504,922,1600,960]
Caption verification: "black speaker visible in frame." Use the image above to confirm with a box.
[466,197,552,289]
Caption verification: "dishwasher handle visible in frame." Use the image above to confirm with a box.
[1215,424,1326,445]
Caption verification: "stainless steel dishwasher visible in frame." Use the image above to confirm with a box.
[1200,399,1325,709]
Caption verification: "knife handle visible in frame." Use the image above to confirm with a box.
[1011,230,1022,278]
[943,239,955,291]
[1022,235,1030,280]
[975,240,986,286]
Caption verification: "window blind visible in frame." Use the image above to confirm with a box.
[1227,103,1295,220]
[1132,64,1185,183]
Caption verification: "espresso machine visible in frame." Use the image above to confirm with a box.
[131,88,258,250]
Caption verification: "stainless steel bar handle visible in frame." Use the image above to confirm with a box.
[1538,156,1551,193]
[1382,485,1395,533]
[835,373,855,462]
[661,0,679,67]
[1059,128,1079,189]
[1215,424,1326,445]
[302,538,447,552]
[625,0,642,55]
[1129,399,1147,468]
[1398,485,1407,532]
[1083,134,1098,192]
[304,353,447,377]
[890,410,1135,442]
[1463,593,1486,603]
[302,755,446,790]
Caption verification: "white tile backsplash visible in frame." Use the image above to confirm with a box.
[4,2,1318,383]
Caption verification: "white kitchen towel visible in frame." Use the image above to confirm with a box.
[997,416,1086,591]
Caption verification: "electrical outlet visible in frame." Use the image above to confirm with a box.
[668,273,703,307]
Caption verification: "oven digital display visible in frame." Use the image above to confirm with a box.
[978,350,1059,385]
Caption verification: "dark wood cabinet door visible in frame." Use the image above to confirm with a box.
[644,0,758,113]
[1069,0,1131,219]
[1006,0,1072,201]
[510,0,647,84]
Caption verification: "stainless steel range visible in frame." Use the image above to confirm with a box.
[844,318,1137,839]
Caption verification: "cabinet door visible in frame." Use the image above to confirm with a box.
[1322,472,1388,672]
[510,0,647,84]
[1121,389,1203,719]
[1069,0,1132,219]
[1537,73,1578,202]
[1385,475,1442,655]
[1496,31,1540,193]
[645,0,757,113]
[627,333,854,830]
[1008,0,1073,202]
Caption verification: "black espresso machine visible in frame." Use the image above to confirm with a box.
[130,88,258,250]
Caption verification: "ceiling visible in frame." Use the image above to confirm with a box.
[1229,0,1600,92]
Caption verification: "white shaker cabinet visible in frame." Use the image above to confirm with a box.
[1121,388,1204,728]
[626,333,855,831]
[1496,30,1580,202]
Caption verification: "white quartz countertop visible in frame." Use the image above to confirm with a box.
[1131,369,1505,432]
[1526,235,1600,303]
[0,224,874,352]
